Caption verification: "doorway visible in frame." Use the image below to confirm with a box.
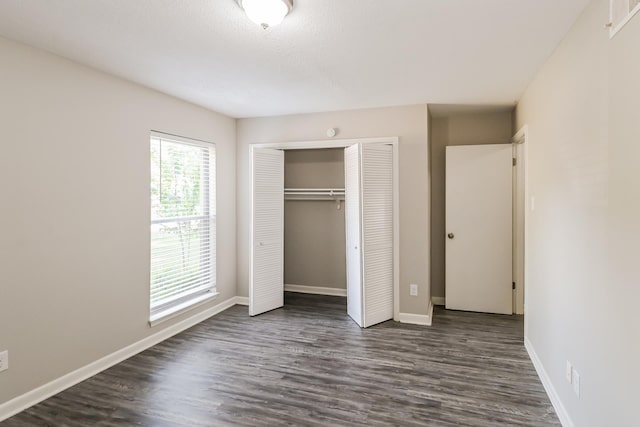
[283,149,346,299]
[445,126,533,315]
[248,138,400,328]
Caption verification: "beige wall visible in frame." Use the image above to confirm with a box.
[284,149,346,289]
[429,109,514,300]
[237,105,431,315]
[516,0,639,425]
[0,37,237,405]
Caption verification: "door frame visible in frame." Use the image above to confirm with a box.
[249,137,400,321]
[512,125,529,319]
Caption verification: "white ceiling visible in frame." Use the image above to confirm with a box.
[0,0,589,118]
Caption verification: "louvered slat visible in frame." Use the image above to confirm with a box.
[250,148,284,316]
[361,144,394,327]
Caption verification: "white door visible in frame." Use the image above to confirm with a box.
[249,148,284,316]
[344,145,363,326]
[445,144,513,314]
[345,143,394,327]
[361,144,394,327]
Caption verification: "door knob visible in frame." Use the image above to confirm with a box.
[447,233,454,240]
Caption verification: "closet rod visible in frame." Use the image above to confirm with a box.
[285,192,345,196]
[284,197,345,201]
[284,188,345,192]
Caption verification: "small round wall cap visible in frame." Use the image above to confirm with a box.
[326,128,337,138]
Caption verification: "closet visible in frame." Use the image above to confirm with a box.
[283,149,346,298]
[249,139,398,328]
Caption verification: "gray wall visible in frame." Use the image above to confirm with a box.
[0,37,237,405]
[516,0,639,425]
[429,108,514,300]
[284,149,346,289]
[237,105,431,315]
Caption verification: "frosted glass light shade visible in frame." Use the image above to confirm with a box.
[241,0,291,29]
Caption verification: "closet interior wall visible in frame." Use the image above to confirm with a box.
[284,149,346,292]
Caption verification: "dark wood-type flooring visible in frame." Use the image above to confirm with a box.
[4,293,559,426]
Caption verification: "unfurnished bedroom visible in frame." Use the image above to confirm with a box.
[0,1,638,426]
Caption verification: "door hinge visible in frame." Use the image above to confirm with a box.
[512,158,517,166]
[512,282,516,290]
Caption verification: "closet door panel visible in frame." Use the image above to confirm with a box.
[344,144,363,327]
[361,144,394,327]
[250,148,284,316]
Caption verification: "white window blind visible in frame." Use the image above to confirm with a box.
[150,132,216,317]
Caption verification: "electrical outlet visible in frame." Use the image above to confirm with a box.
[572,368,580,398]
[565,361,573,383]
[0,350,8,373]
[410,284,418,296]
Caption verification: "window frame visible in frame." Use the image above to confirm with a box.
[149,131,217,326]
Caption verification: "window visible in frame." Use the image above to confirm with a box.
[610,0,640,37]
[150,132,216,323]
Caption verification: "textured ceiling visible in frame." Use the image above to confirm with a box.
[0,0,589,118]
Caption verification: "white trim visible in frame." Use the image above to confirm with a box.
[392,138,400,322]
[149,292,218,327]
[512,125,530,329]
[251,136,398,150]
[609,1,640,38]
[512,124,528,144]
[248,137,401,323]
[234,296,249,306]
[284,284,347,297]
[431,296,445,306]
[0,296,240,422]
[525,338,575,427]
[397,303,433,326]
[512,125,528,317]
[150,130,215,147]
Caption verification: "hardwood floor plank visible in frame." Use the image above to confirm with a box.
[3,293,559,426]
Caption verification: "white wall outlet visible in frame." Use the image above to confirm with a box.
[572,368,580,398]
[531,195,536,211]
[565,361,573,383]
[0,350,8,373]
[410,284,418,296]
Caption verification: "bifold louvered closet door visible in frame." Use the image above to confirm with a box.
[249,148,284,316]
[345,143,394,328]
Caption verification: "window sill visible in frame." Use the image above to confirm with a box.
[149,291,219,328]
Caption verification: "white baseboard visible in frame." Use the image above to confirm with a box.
[431,296,445,306]
[234,296,249,306]
[397,304,432,326]
[0,296,242,422]
[284,284,347,297]
[524,337,574,427]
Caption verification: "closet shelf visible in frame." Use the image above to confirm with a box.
[284,188,345,202]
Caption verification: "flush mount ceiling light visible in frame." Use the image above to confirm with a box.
[239,0,293,29]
